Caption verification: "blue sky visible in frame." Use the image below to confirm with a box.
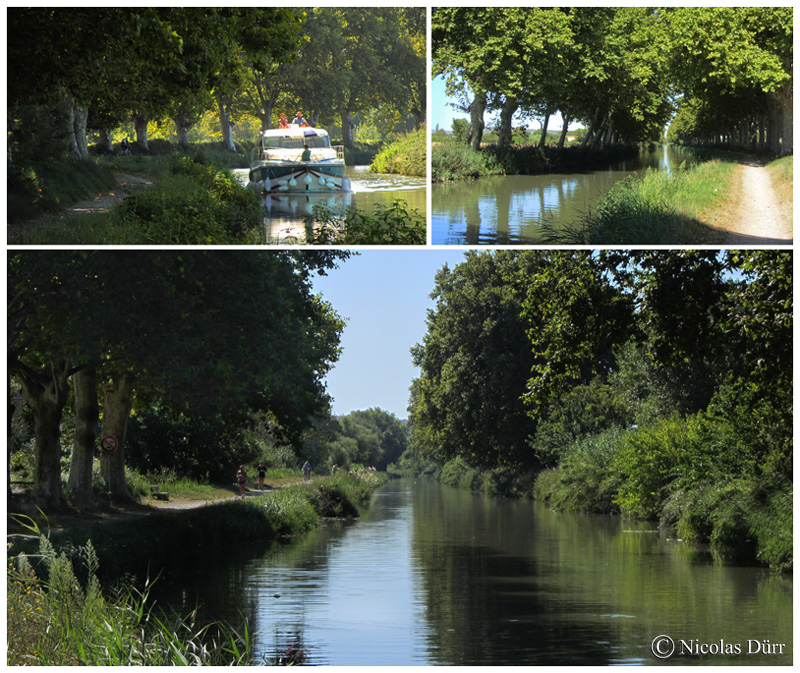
[431,75,583,135]
[311,250,467,419]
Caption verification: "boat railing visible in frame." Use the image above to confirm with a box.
[334,145,344,160]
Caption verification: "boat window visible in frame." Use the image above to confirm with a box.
[263,135,331,150]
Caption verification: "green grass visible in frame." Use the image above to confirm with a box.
[545,158,738,244]
[9,153,267,245]
[370,128,426,177]
[767,154,793,228]
[432,142,505,181]
[7,525,253,665]
[8,157,118,223]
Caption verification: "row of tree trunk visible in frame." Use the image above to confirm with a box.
[682,93,793,155]
[11,362,135,511]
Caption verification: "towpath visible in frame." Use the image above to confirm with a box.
[725,160,792,245]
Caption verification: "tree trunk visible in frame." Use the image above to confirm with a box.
[467,89,487,151]
[73,104,89,158]
[174,113,191,151]
[68,366,99,506]
[100,374,135,500]
[133,114,150,152]
[497,96,518,149]
[341,108,356,150]
[98,129,114,154]
[773,84,792,155]
[17,362,71,511]
[557,117,571,149]
[217,97,237,152]
[538,113,550,148]
[580,108,600,149]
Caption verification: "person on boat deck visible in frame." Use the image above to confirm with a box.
[301,144,311,161]
[279,113,289,129]
[292,112,309,127]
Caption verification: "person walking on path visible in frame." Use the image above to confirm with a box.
[302,461,311,481]
[257,461,267,490]
[236,465,247,496]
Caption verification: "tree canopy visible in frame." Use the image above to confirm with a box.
[433,7,792,154]
[8,250,348,509]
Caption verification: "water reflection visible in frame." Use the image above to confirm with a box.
[432,146,699,244]
[154,479,792,666]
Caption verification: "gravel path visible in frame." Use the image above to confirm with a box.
[7,172,153,240]
[727,162,792,245]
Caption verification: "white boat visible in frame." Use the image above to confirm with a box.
[249,126,351,193]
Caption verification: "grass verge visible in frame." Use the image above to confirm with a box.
[545,157,739,244]
[7,471,387,664]
[370,128,426,177]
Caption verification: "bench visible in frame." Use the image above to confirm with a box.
[150,485,169,501]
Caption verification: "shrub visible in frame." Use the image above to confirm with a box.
[370,128,426,177]
[305,199,425,245]
[432,142,504,181]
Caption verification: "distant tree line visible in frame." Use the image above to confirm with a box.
[433,7,792,154]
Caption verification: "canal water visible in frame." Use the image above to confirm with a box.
[234,166,426,243]
[158,479,792,666]
[432,146,699,245]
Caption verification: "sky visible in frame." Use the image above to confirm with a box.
[310,250,467,419]
[431,75,583,135]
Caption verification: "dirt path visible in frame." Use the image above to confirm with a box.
[726,161,792,245]
[7,172,154,241]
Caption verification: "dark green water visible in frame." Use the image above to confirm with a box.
[159,479,792,665]
[432,146,699,244]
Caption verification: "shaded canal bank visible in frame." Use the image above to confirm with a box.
[432,146,699,244]
[154,478,792,666]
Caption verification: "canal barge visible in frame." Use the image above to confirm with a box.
[249,126,351,193]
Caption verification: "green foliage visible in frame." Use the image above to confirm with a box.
[431,142,504,181]
[8,157,117,223]
[305,199,425,245]
[115,157,262,244]
[409,251,540,470]
[125,411,262,483]
[530,377,627,468]
[534,428,624,513]
[7,533,252,665]
[335,409,408,471]
[370,128,426,176]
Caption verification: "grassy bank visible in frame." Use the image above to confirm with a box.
[766,154,793,227]
[545,154,739,244]
[370,128,426,177]
[393,428,791,573]
[9,153,265,245]
[431,140,639,182]
[7,472,387,664]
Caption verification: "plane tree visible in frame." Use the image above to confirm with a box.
[8,251,346,510]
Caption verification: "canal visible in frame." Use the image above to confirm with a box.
[234,166,426,243]
[432,146,699,245]
[157,479,792,665]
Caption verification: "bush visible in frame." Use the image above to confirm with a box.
[305,199,425,245]
[115,157,262,243]
[370,128,426,177]
[432,142,504,181]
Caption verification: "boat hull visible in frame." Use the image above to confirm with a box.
[249,161,350,193]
